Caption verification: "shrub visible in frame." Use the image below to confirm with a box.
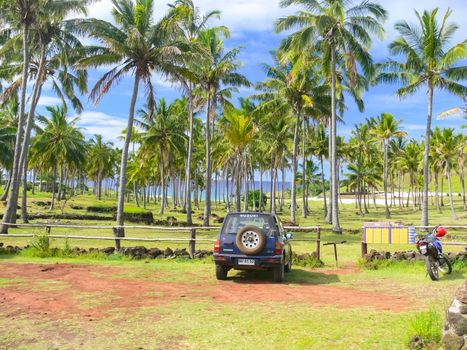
[292,252,323,268]
[247,189,267,208]
[407,308,442,349]
[30,234,50,256]
[86,205,116,213]
[114,210,154,224]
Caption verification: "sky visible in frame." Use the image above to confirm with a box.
[34,0,467,144]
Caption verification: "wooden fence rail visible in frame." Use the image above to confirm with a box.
[0,223,321,259]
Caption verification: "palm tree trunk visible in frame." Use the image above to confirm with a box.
[421,85,434,226]
[281,166,285,212]
[301,118,307,218]
[235,158,241,212]
[460,167,466,210]
[115,73,140,248]
[225,170,230,212]
[446,166,457,220]
[435,172,441,213]
[185,91,194,224]
[159,158,165,215]
[21,155,28,223]
[290,111,301,224]
[383,141,390,218]
[243,157,248,212]
[2,23,31,233]
[325,119,332,224]
[203,87,213,226]
[330,48,341,232]
[320,155,327,219]
[259,169,263,212]
[441,175,445,206]
[50,166,57,211]
[1,172,12,201]
[271,167,276,213]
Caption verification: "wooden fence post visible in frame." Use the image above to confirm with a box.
[113,226,121,251]
[316,227,321,260]
[189,228,196,259]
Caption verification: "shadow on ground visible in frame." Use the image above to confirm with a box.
[228,268,341,285]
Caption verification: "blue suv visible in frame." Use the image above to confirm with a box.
[213,212,293,283]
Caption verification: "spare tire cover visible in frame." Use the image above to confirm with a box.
[235,225,266,255]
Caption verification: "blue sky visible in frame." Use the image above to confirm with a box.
[34,0,467,144]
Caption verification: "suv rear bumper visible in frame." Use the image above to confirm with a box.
[214,253,283,269]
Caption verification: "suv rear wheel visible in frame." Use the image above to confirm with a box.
[273,263,285,283]
[215,265,228,280]
[236,225,266,255]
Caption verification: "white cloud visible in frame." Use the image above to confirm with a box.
[404,123,426,131]
[85,0,298,33]
[36,96,62,106]
[74,111,127,144]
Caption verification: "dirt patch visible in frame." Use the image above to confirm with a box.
[0,262,413,322]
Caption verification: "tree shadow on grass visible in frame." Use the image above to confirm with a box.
[228,268,340,285]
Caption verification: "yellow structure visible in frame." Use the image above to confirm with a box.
[363,223,409,244]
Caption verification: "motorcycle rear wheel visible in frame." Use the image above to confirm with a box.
[438,254,452,275]
[425,256,439,281]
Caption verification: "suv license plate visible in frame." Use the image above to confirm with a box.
[238,259,255,266]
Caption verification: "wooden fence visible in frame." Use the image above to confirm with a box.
[0,223,321,259]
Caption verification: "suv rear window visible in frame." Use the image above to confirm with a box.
[222,214,275,236]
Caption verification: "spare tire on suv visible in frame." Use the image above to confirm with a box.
[235,225,266,255]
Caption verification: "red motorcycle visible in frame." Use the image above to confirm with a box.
[415,226,452,281]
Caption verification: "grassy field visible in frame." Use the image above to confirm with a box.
[0,190,465,349]
[1,189,466,265]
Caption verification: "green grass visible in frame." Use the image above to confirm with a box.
[406,308,443,348]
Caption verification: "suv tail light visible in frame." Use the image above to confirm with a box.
[214,239,220,253]
[274,242,282,255]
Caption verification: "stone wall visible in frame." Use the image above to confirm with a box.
[443,280,467,350]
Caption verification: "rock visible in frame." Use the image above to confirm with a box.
[163,247,173,257]
[409,335,425,350]
[443,282,467,349]
[103,247,115,255]
[148,248,162,258]
[166,216,178,226]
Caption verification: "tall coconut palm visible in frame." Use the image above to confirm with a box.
[255,55,328,224]
[0,0,43,232]
[87,135,115,200]
[218,106,256,212]
[378,8,467,226]
[372,113,406,218]
[3,1,89,223]
[166,0,221,225]
[310,124,328,218]
[431,127,461,219]
[276,0,387,232]
[29,105,85,210]
[75,0,183,246]
[138,98,187,214]
[197,27,249,225]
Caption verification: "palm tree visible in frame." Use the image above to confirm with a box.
[372,113,407,218]
[378,8,467,226]
[276,0,387,232]
[400,140,423,211]
[255,55,328,224]
[197,27,249,225]
[0,0,42,232]
[87,135,115,200]
[29,105,85,210]
[218,106,256,212]
[138,98,187,214]
[76,0,183,246]
[431,127,461,219]
[166,0,221,225]
[310,124,328,218]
